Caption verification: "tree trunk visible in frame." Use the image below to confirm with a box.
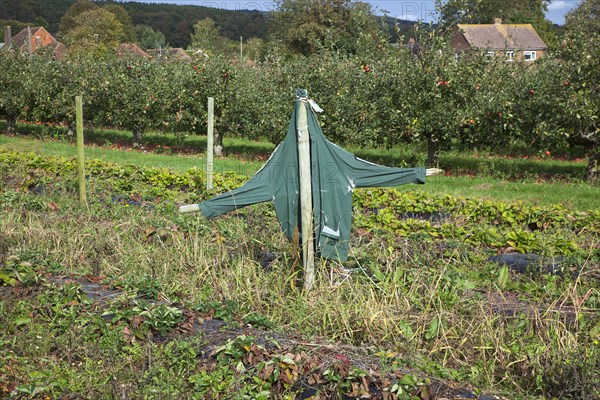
[132,126,145,148]
[427,137,440,168]
[6,115,16,135]
[587,144,599,183]
[214,128,223,157]
[67,121,75,138]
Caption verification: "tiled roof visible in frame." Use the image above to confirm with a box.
[456,24,547,50]
[11,26,44,49]
[147,48,192,61]
[118,43,151,58]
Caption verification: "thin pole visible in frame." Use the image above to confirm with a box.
[27,26,32,57]
[240,36,243,60]
[206,97,214,190]
[5,26,11,49]
[75,96,87,207]
[297,99,315,290]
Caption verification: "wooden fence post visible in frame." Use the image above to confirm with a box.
[297,99,315,290]
[75,96,87,207]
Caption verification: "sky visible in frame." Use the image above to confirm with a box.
[122,0,582,25]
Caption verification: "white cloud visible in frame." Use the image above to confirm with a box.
[547,1,574,11]
[399,13,421,21]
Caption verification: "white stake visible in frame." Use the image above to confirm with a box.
[76,96,87,207]
[179,204,200,213]
[207,97,214,190]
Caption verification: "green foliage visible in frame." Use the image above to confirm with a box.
[0,19,35,41]
[1,147,597,259]
[104,299,183,337]
[0,51,33,133]
[5,40,594,176]
[558,0,600,181]
[102,3,135,43]
[63,8,125,57]
[189,17,221,53]
[1,146,598,399]
[135,24,167,50]
[272,0,383,55]
[57,0,98,38]
[1,0,269,48]
[121,1,269,48]
[354,187,597,256]
[0,256,43,287]
[386,373,428,399]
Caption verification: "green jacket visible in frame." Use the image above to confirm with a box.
[200,98,425,261]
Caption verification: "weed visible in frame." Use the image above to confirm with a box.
[1,148,598,398]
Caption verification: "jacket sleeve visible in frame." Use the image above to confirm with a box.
[200,175,274,219]
[346,157,426,188]
[201,108,300,220]
[306,110,425,189]
[199,147,282,219]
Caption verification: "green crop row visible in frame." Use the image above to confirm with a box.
[1,148,598,257]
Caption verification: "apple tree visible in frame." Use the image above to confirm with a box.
[99,58,167,146]
[0,51,33,134]
[557,0,600,182]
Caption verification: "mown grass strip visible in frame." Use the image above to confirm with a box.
[0,135,264,175]
[408,175,600,211]
[1,119,588,179]
[1,134,597,210]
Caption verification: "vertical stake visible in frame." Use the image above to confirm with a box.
[27,26,32,57]
[240,36,243,60]
[297,94,315,290]
[75,96,87,207]
[206,97,214,190]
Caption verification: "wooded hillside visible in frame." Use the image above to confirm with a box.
[0,0,415,47]
[0,0,270,47]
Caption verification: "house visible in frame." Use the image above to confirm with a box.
[147,48,192,62]
[118,43,151,58]
[451,18,547,62]
[4,26,66,59]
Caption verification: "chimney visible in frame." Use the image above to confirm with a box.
[27,26,32,56]
[4,25,11,49]
[494,18,502,25]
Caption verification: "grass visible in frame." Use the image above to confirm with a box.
[1,143,599,398]
[1,130,598,210]
[410,175,600,211]
[0,134,265,175]
[1,176,598,398]
[1,118,589,171]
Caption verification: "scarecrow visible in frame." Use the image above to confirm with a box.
[181,90,442,263]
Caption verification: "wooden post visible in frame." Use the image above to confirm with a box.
[75,96,87,207]
[297,98,315,290]
[240,36,243,60]
[206,97,215,190]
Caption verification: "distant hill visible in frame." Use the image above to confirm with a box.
[118,1,270,47]
[0,0,415,48]
[0,0,270,47]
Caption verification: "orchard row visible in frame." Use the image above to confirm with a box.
[0,47,595,175]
